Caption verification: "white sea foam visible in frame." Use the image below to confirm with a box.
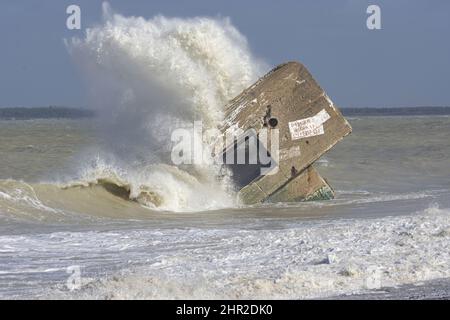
[30,203,447,299]
[64,156,237,212]
[0,180,59,218]
[0,191,12,200]
[65,3,266,212]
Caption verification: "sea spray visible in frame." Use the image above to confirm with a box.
[65,3,267,211]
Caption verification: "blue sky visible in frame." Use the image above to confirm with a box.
[0,0,449,108]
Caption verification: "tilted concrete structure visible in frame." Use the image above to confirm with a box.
[220,62,352,204]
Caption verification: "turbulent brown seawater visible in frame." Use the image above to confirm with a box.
[0,116,449,299]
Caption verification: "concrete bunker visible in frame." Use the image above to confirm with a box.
[219,62,352,204]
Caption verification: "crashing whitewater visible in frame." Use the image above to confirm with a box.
[0,3,449,300]
[65,3,267,212]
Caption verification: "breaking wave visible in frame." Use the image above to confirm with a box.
[63,2,267,212]
[62,157,238,212]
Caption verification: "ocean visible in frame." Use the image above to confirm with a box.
[0,6,449,299]
[0,116,449,299]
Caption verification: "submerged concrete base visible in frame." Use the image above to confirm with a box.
[246,166,334,204]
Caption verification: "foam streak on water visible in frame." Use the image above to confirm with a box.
[0,204,448,299]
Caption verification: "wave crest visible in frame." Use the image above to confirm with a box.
[64,3,266,212]
[63,158,236,212]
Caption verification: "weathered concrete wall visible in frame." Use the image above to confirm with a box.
[267,166,335,203]
[220,62,352,204]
